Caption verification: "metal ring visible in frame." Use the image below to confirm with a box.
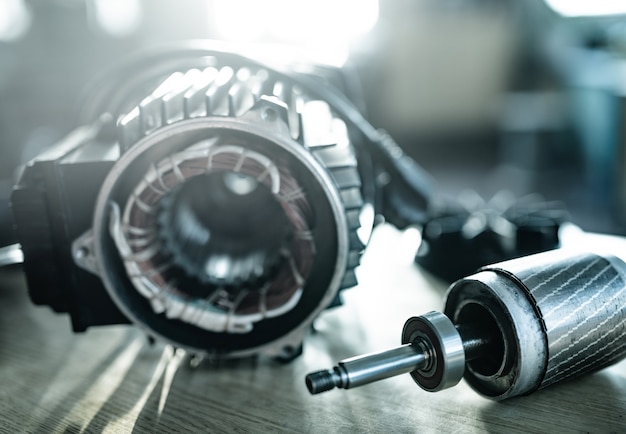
[401,311,465,392]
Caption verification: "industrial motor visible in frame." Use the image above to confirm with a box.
[11,43,432,360]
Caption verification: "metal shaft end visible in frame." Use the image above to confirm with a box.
[306,368,343,394]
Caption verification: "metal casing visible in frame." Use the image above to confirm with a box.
[445,249,626,399]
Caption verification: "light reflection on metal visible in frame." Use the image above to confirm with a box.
[0,244,23,267]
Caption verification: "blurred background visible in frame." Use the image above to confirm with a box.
[1,0,626,244]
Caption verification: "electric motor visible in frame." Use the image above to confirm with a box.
[11,43,433,359]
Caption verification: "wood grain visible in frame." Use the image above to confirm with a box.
[1,224,625,433]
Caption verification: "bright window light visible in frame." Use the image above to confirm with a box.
[545,0,626,17]
[92,0,142,37]
[212,0,379,65]
[0,0,31,42]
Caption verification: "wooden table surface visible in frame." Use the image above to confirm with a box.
[1,224,625,433]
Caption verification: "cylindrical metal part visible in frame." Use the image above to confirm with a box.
[337,343,428,389]
[306,312,471,394]
[401,311,465,392]
[455,323,494,362]
[445,249,626,400]
[305,343,427,394]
